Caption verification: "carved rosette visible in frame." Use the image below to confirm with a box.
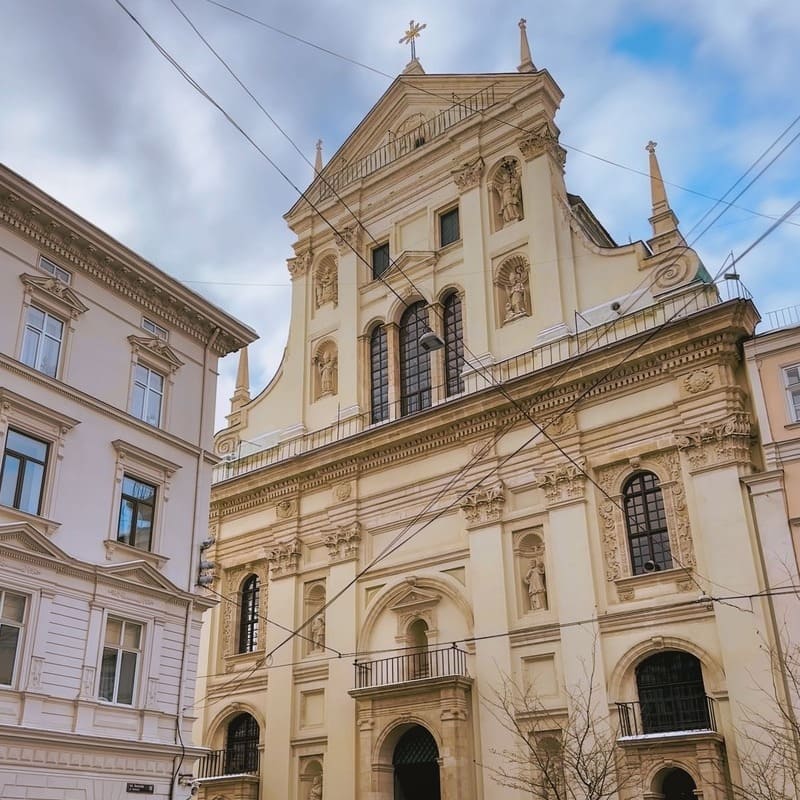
[682,369,715,394]
[536,459,587,505]
[546,409,577,436]
[452,156,484,192]
[518,123,567,169]
[324,522,361,563]
[674,413,752,470]
[267,538,302,577]
[460,482,505,523]
[334,225,362,256]
[287,250,312,280]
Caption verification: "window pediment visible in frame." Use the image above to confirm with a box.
[20,273,88,318]
[127,335,184,373]
[388,585,441,614]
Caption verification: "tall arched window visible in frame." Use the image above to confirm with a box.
[623,471,672,574]
[238,575,259,654]
[399,302,432,416]
[442,292,464,397]
[370,325,389,423]
[226,712,260,774]
[636,651,709,733]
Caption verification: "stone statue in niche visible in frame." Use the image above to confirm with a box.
[492,158,523,226]
[524,543,548,611]
[315,350,337,395]
[504,264,529,321]
[309,775,323,800]
[314,257,337,308]
[311,614,326,651]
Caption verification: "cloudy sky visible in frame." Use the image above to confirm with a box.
[2,0,799,430]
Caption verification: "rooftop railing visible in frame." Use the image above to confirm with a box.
[213,282,748,484]
[759,302,800,332]
[353,645,469,690]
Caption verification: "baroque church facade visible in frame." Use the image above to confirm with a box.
[195,23,800,800]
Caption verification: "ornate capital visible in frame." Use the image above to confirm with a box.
[536,459,587,505]
[518,123,566,169]
[675,413,752,470]
[460,481,505,523]
[324,522,361,563]
[452,156,484,192]
[334,225,362,256]
[287,249,312,280]
[267,538,301,576]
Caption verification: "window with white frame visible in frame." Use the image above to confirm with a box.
[20,305,64,378]
[99,617,142,705]
[784,365,800,423]
[141,317,168,340]
[130,364,164,427]
[0,429,49,515]
[0,590,26,686]
[38,256,72,285]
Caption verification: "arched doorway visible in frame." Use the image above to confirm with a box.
[393,725,441,800]
[660,767,697,800]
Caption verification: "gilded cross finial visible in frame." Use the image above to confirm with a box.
[399,20,426,61]
[646,140,657,153]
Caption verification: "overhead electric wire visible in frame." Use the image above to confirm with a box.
[116,1,800,693]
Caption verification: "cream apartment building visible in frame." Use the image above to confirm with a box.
[0,164,256,798]
[196,26,799,800]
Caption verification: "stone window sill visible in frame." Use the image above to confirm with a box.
[104,538,168,569]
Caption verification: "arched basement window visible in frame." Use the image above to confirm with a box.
[238,575,259,654]
[442,292,464,397]
[623,471,672,574]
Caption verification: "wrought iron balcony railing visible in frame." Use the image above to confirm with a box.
[616,695,717,738]
[353,645,469,690]
[195,746,260,779]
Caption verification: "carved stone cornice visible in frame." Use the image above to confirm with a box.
[287,250,312,280]
[451,157,484,192]
[674,413,752,470]
[536,459,586,505]
[460,482,505,523]
[334,225,362,256]
[267,538,301,577]
[518,123,566,169]
[324,522,361,563]
[0,189,251,355]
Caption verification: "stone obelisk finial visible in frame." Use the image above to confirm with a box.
[314,139,323,175]
[646,141,684,253]
[517,18,535,73]
[230,345,251,413]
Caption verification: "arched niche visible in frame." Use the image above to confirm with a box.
[303,580,326,656]
[299,756,324,800]
[494,253,531,326]
[312,339,338,400]
[514,529,548,614]
[313,252,338,309]
[488,156,524,231]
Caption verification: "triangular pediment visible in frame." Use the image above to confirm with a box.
[127,335,184,371]
[99,560,181,594]
[0,521,72,560]
[291,72,547,218]
[20,273,89,316]
[389,586,441,613]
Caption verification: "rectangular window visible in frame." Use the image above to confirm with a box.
[20,305,64,378]
[38,256,71,285]
[0,590,26,685]
[141,317,168,340]
[785,365,800,423]
[371,242,390,280]
[99,617,142,705]
[117,475,156,551]
[439,207,460,247]
[0,429,49,515]
[130,364,164,426]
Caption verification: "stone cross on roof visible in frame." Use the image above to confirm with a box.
[399,20,426,61]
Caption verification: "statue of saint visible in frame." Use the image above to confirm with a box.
[309,775,323,800]
[505,265,528,320]
[311,615,326,651]
[494,159,522,225]
[524,557,547,611]
[316,351,337,395]
[315,263,336,307]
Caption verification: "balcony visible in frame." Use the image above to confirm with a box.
[353,645,469,691]
[616,695,718,740]
[195,746,260,778]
